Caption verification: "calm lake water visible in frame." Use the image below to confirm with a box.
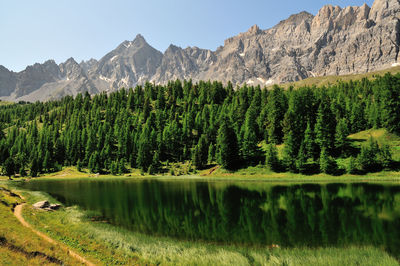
[20,178,400,255]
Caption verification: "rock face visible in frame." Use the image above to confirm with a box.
[88,34,163,93]
[1,0,400,101]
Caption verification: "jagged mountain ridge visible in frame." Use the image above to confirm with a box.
[1,0,400,102]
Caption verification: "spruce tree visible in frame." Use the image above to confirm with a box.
[216,120,240,170]
[282,131,297,172]
[207,144,215,164]
[241,104,260,164]
[3,157,15,178]
[296,143,307,173]
[303,122,317,160]
[266,86,286,144]
[319,147,336,174]
[335,118,349,156]
[315,98,336,153]
[265,144,280,172]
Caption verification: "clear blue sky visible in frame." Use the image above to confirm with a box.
[1,0,374,72]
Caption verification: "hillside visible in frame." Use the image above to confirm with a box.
[0,72,399,177]
[1,0,400,101]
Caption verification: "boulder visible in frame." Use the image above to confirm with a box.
[33,200,50,209]
[48,204,62,210]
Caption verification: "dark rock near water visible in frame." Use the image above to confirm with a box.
[33,200,50,209]
[33,201,62,211]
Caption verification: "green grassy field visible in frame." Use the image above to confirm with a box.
[281,65,400,89]
[0,186,88,265]
[2,182,398,266]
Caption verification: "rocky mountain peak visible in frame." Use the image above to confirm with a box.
[370,0,400,21]
[312,5,342,28]
[165,44,181,54]
[80,58,98,74]
[248,24,261,35]
[132,34,147,46]
[64,57,78,65]
[59,57,84,80]
[357,3,371,20]
[2,0,400,102]
[279,11,314,26]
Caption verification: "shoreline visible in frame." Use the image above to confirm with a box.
[5,166,399,184]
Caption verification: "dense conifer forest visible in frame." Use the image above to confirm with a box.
[0,73,399,177]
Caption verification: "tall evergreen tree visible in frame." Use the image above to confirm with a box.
[265,144,280,172]
[241,104,260,164]
[315,98,336,153]
[216,120,240,170]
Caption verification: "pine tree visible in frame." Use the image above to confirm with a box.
[378,143,392,169]
[265,144,280,172]
[303,122,317,160]
[380,73,400,134]
[207,144,215,164]
[357,137,380,172]
[3,157,16,178]
[137,124,153,172]
[216,120,240,170]
[43,150,52,172]
[76,159,82,172]
[347,156,358,174]
[241,104,260,164]
[282,131,297,172]
[296,143,307,173]
[266,86,286,144]
[319,148,336,174]
[315,98,336,153]
[335,118,349,156]
[350,101,366,133]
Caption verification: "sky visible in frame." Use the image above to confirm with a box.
[1,0,374,72]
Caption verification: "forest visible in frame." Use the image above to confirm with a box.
[0,73,399,177]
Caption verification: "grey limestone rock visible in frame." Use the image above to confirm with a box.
[1,0,400,101]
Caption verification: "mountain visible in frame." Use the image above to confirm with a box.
[88,34,163,93]
[1,0,400,101]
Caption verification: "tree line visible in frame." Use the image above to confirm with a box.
[0,73,399,177]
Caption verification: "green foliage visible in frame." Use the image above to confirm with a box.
[241,103,260,165]
[265,144,280,172]
[319,148,337,175]
[282,131,297,172]
[356,137,393,173]
[0,73,399,176]
[3,157,16,177]
[335,118,349,156]
[315,96,336,153]
[347,156,358,174]
[192,135,208,169]
[216,120,240,170]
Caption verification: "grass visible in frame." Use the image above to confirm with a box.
[0,100,14,106]
[203,165,400,183]
[348,128,400,161]
[281,65,400,89]
[1,127,399,264]
[0,186,85,265]
[2,182,398,266]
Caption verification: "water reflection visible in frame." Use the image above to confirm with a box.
[21,179,400,255]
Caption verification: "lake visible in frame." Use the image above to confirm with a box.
[19,178,400,256]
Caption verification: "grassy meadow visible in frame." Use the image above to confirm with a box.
[1,180,398,266]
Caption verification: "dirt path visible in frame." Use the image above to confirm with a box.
[14,203,95,266]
